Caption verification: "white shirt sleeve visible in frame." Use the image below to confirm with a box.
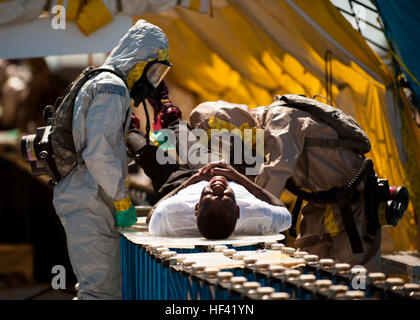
[148,181,207,237]
[230,182,292,235]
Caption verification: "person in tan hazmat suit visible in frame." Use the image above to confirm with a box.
[188,96,409,271]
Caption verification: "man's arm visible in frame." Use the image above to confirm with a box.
[82,79,138,229]
[200,162,285,207]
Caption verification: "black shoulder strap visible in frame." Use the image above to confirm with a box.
[82,67,127,87]
[305,137,369,150]
[62,67,127,113]
[337,195,364,253]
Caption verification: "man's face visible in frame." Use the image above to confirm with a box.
[195,176,239,218]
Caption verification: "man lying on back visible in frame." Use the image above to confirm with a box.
[126,81,291,239]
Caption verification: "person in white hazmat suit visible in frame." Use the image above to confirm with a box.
[52,20,172,300]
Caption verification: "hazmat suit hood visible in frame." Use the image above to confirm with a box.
[103,19,169,90]
[189,100,258,131]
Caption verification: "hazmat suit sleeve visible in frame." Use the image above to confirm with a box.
[255,107,306,198]
[82,81,131,207]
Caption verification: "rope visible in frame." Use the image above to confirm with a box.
[324,50,334,106]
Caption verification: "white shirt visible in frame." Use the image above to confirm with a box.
[149,181,292,237]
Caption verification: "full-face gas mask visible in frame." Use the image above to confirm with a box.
[130,60,172,107]
[129,59,172,144]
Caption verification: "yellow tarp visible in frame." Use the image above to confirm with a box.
[139,0,419,251]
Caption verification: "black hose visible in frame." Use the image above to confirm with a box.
[142,98,151,146]
[339,158,373,194]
